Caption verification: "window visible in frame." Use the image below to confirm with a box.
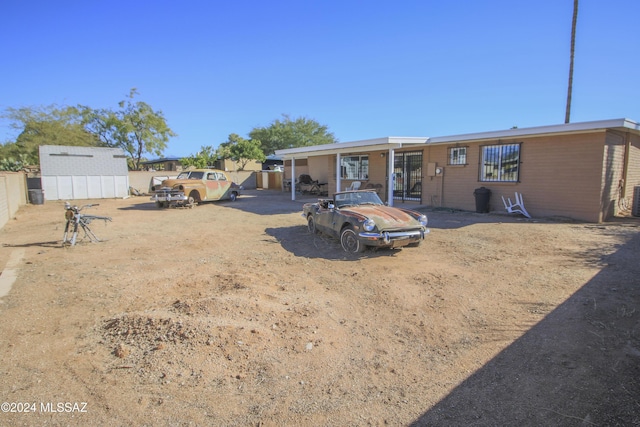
[480,143,520,182]
[341,155,369,180]
[448,147,467,165]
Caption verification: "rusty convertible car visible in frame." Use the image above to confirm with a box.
[150,169,242,208]
[302,190,429,253]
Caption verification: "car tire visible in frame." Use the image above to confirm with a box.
[341,226,365,253]
[307,215,319,234]
[187,191,200,208]
[229,192,238,202]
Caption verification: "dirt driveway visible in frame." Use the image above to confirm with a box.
[0,189,638,426]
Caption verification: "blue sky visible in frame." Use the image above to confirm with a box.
[1,0,638,158]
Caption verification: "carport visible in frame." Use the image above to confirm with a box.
[276,137,428,206]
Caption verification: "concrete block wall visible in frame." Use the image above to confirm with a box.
[0,172,28,230]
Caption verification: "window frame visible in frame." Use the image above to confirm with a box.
[479,143,521,182]
[340,155,369,180]
[448,146,468,165]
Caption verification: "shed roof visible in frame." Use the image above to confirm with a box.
[39,145,128,176]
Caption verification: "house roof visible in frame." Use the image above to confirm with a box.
[428,118,640,144]
[275,118,640,159]
[141,157,182,165]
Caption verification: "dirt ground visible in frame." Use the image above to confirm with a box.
[0,189,639,426]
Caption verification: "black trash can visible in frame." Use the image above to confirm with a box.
[473,187,491,213]
[28,189,44,205]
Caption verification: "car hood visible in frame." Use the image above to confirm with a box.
[344,205,421,228]
[160,178,195,187]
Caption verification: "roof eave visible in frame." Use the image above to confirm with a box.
[427,118,640,144]
[276,137,428,159]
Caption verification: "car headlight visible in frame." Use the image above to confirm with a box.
[363,219,376,232]
[418,215,428,227]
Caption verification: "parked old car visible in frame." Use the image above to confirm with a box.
[150,169,242,208]
[302,190,429,253]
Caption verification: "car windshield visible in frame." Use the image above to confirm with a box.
[177,171,204,180]
[334,191,383,208]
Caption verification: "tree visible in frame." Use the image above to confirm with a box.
[0,153,32,171]
[181,145,217,169]
[78,106,120,147]
[248,114,337,156]
[565,0,579,123]
[0,105,99,168]
[217,133,266,170]
[81,89,176,170]
[1,90,175,171]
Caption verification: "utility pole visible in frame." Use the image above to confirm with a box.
[565,0,579,123]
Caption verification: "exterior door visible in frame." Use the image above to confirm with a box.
[393,151,423,203]
[205,172,221,200]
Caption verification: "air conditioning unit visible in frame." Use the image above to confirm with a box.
[633,186,640,217]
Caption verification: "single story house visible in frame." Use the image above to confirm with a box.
[213,158,262,172]
[140,158,262,172]
[275,118,640,222]
[262,155,284,171]
[140,157,183,172]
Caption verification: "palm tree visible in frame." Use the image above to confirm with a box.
[565,0,579,123]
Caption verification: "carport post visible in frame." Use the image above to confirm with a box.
[336,153,341,193]
[387,149,394,206]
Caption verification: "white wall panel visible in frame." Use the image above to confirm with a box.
[56,176,74,200]
[72,176,89,199]
[101,176,116,198]
[115,176,130,198]
[87,176,102,199]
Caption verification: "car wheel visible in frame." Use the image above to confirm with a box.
[187,191,199,208]
[229,192,238,202]
[341,226,365,253]
[307,215,318,234]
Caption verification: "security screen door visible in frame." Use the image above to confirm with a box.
[393,151,423,202]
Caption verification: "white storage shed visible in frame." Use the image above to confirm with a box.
[39,145,129,201]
